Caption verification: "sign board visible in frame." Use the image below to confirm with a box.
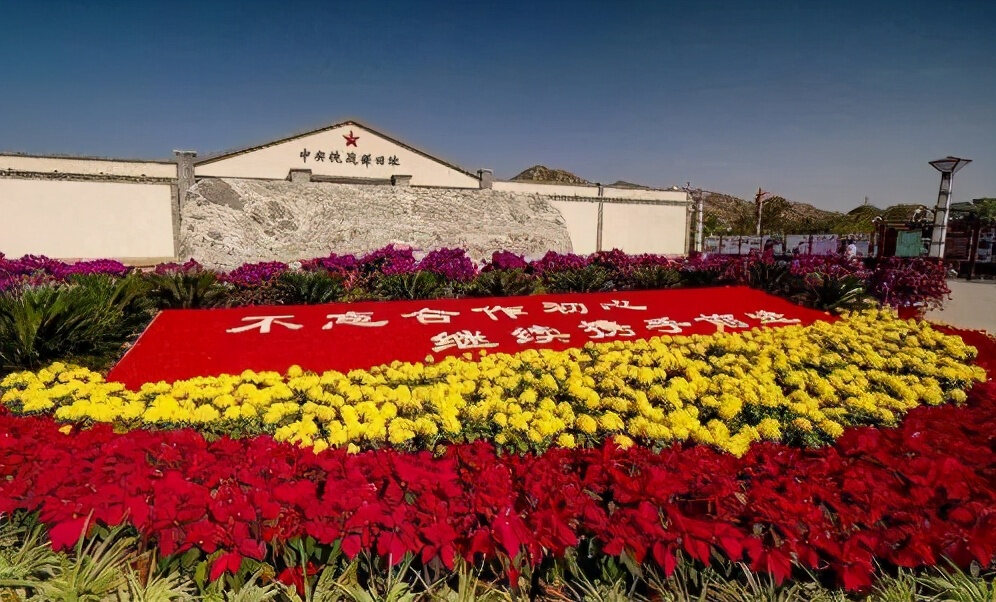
[762,236,785,255]
[895,231,923,257]
[810,235,839,256]
[786,235,810,255]
[720,237,742,255]
[742,236,763,253]
[977,228,995,263]
[944,234,971,260]
[108,287,831,388]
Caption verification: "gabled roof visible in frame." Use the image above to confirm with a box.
[194,119,480,180]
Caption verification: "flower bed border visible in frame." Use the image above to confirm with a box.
[0,328,991,590]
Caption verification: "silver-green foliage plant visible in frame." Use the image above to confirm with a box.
[1,517,994,601]
[0,516,60,589]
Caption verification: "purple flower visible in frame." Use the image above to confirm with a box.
[154,259,205,274]
[360,245,417,275]
[0,273,18,292]
[0,254,131,280]
[789,255,870,281]
[529,251,590,274]
[50,259,130,279]
[223,261,288,286]
[486,251,529,271]
[868,257,949,309]
[418,248,477,281]
[303,253,360,275]
[680,254,751,284]
[0,254,65,277]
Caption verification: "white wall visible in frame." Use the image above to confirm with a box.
[602,203,688,255]
[493,180,601,197]
[0,178,175,260]
[196,123,480,188]
[602,187,687,202]
[507,181,689,255]
[548,200,599,253]
[0,154,176,178]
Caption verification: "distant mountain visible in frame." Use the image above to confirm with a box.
[695,190,929,235]
[512,165,591,185]
[608,180,652,190]
[506,169,934,235]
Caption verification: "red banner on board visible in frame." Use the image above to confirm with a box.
[108,286,832,388]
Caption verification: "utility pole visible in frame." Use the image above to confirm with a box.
[754,187,770,236]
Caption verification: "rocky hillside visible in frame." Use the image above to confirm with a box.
[512,165,591,185]
[697,191,928,235]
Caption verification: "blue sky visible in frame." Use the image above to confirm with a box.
[1,0,993,211]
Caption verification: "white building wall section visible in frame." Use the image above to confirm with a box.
[547,199,599,254]
[601,187,687,203]
[0,154,176,178]
[492,181,601,197]
[0,179,176,261]
[601,203,688,255]
[195,123,480,188]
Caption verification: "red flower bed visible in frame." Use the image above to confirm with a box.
[0,362,993,590]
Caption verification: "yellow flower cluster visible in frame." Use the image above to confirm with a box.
[0,310,984,456]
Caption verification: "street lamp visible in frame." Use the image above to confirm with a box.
[928,156,971,258]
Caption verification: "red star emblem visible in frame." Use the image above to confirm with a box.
[343,130,359,147]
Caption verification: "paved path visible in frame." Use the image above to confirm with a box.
[925,279,996,334]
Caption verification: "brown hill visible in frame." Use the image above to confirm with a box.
[697,191,926,236]
[608,180,652,190]
[512,165,591,185]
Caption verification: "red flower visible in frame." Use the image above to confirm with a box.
[0,327,991,590]
[209,551,242,581]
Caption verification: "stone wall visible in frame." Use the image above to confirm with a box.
[179,178,572,269]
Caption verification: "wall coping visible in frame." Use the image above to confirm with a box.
[0,151,174,165]
[0,170,175,184]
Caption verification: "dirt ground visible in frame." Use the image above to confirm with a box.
[925,279,996,334]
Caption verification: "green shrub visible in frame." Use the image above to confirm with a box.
[370,271,454,300]
[275,270,348,305]
[679,268,722,287]
[796,274,870,312]
[463,269,541,298]
[543,266,615,293]
[747,260,790,294]
[225,281,287,307]
[0,275,153,373]
[625,266,682,291]
[146,270,230,309]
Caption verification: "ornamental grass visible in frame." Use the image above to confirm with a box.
[1,309,983,456]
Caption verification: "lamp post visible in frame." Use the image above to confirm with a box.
[928,156,971,258]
